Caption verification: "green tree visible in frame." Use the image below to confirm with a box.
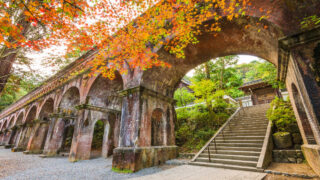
[174,87,195,107]
[193,56,243,98]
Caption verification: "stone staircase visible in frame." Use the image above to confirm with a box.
[190,104,271,171]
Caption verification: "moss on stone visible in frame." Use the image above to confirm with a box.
[274,132,290,136]
[112,167,133,174]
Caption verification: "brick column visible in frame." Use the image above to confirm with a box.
[69,105,121,162]
[279,27,320,176]
[43,116,69,156]
[26,121,50,154]
[112,86,177,172]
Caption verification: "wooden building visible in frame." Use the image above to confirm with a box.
[239,79,278,105]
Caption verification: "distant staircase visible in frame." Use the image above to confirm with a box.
[190,104,271,171]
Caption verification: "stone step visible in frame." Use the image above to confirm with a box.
[209,143,263,148]
[189,161,258,172]
[229,123,268,126]
[230,121,268,124]
[220,132,266,136]
[214,139,264,144]
[215,136,265,140]
[199,154,259,161]
[201,150,261,156]
[195,157,258,167]
[222,129,266,133]
[229,121,268,124]
[209,146,262,152]
[224,128,267,131]
[192,104,270,171]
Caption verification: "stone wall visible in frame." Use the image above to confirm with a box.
[272,150,305,163]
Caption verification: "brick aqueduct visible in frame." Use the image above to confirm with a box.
[1,0,320,174]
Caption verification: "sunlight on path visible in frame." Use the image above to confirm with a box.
[130,165,266,180]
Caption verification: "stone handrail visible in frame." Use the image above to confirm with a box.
[257,120,273,170]
[190,107,241,162]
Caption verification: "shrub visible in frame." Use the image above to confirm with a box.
[175,103,231,152]
[267,97,298,133]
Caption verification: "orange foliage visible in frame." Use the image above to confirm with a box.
[1,0,254,79]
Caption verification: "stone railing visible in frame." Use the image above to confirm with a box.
[257,120,273,171]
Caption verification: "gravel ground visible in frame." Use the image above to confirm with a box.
[0,147,267,180]
[0,148,168,180]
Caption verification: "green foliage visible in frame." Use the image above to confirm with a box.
[192,56,243,98]
[267,97,298,133]
[0,72,43,111]
[175,103,232,152]
[91,120,104,149]
[236,60,284,89]
[301,15,320,29]
[174,87,195,107]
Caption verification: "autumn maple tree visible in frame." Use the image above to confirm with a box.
[0,0,253,92]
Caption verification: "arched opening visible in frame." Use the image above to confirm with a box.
[16,112,24,125]
[7,117,16,145]
[2,120,8,130]
[30,98,54,152]
[12,112,24,147]
[57,87,80,155]
[85,73,123,158]
[292,83,316,144]
[8,117,15,128]
[25,106,37,124]
[151,108,165,146]
[39,98,54,121]
[90,120,105,158]
[59,124,74,154]
[20,106,37,148]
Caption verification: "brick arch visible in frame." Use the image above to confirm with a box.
[85,72,123,109]
[14,110,25,126]
[38,98,55,121]
[38,94,56,113]
[1,119,8,131]
[140,16,281,95]
[8,115,15,129]
[23,105,38,124]
[57,86,81,114]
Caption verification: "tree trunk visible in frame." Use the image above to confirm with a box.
[204,62,210,79]
[0,49,17,93]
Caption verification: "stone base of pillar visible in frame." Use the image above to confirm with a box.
[23,150,43,154]
[11,147,25,152]
[4,144,13,149]
[302,144,320,176]
[112,146,178,172]
[42,151,58,157]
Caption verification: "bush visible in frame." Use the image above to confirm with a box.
[175,104,231,152]
[267,97,298,133]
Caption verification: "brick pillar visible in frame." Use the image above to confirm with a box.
[4,128,17,148]
[26,121,50,154]
[11,126,23,150]
[0,132,4,145]
[43,117,68,156]
[69,106,121,162]
[279,27,320,176]
[112,86,177,172]
[13,125,31,151]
